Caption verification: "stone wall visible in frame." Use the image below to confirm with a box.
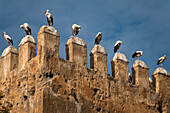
[0,25,169,113]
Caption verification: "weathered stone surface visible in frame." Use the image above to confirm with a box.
[66,36,87,66]
[90,45,107,77]
[0,25,169,113]
[0,46,18,82]
[37,25,60,66]
[111,52,129,89]
[19,35,36,71]
[19,35,36,46]
[132,60,149,88]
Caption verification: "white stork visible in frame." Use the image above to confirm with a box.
[157,55,166,66]
[20,23,31,35]
[132,51,143,59]
[3,32,13,46]
[114,40,122,53]
[94,32,102,45]
[45,9,53,26]
[72,24,81,36]
[128,73,132,83]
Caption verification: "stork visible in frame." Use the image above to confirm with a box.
[94,32,102,45]
[45,9,53,26]
[20,23,31,35]
[114,40,122,53]
[72,24,81,36]
[128,73,132,83]
[3,32,13,46]
[157,55,166,66]
[132,51,143,60]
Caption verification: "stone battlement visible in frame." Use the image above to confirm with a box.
[0,25,169,113]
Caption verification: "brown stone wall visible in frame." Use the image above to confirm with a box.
[111,60,129,88]
[0,25,169,113]
[65,37,87,66]
[19,42,36,70]
[0,52,18,82]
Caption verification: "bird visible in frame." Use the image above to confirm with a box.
[94,32,102,45]
[3,32,13,46]
[132,51,143,60]
[114,40,122,53]
[44,9,53,26]
[128,73,132,83]
[157,55,166,66]
[128,75,132,83]
[72,24,81,36]
[20,23,31,35]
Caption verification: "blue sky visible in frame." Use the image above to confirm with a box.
[0,0,170,77]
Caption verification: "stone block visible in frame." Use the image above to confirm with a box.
[111,52,129,85]
[18,35,36,70]
[90,45,107,77]
[38,25,60,63]
[152,67,169,94]
[132,60,149,89]
[65,36,87,66]
[0,46,18,81]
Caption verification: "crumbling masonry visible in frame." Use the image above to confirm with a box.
[0,25,169,113]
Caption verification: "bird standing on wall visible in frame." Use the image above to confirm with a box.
[94,32,102,45]
[132,51,143,60]
[3,32,13,46]
[20,23,31,35]
[72,24,81,36]
[157,55,166,66]
[44,9,53,26]
[128,73,132,83]
[114,40,122,53]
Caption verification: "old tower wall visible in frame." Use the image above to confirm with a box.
[0,25,169,113]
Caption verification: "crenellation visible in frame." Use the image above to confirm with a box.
[65,36,87,66]
[90,45,107,78]
[37,25,60,66]
[18,35,36,71]
[0,25,169,113]
[152,67,170,99]
[111,52,129,89]
[0,46,19,82]
[132,60,149,88]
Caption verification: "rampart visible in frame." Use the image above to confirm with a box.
[0,25,169,113]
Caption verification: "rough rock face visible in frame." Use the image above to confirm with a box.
[0,25,169,113]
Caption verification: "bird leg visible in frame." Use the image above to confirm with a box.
[138,57,139,60]
[72,34,75,39]
[117,49,119,53]
[160,63,163,67]
[7,42,9,47]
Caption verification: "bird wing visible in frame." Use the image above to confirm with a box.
[6,35,12,40]
[95,33,102,44]
[114,44,119,53]
[132,52,137,58]
[114,41,120,47]
[50,15,53,25]
[95,37,98,44]
[27,23,31,28]
[157,59,162,65]
[157,57,164,65]
[26,26,31,35]
[158,57,164,61]
[7,38,13,45]
[75,28,79,35]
